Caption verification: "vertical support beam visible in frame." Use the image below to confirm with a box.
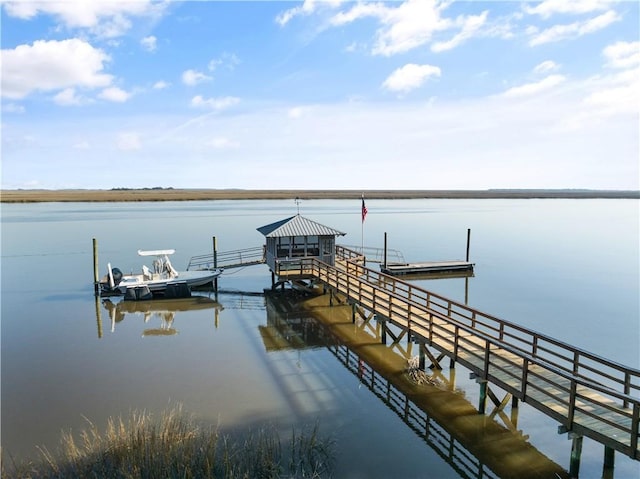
[92,238,99,296]
[511,396,519,429]
[569,435,583,479]
[602,446,615,479]
[478,381,488,415]
[352,302,356,324]
[419,344,426,370]
[378,316,387,345]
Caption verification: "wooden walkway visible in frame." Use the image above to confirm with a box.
[273,246,640,461]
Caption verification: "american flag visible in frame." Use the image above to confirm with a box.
[361,195,368,222]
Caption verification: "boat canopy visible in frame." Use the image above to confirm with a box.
[138,249,176,256]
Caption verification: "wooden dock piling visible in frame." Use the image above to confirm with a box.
[93,238,99,296]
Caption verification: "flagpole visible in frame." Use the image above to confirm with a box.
[361,193,366,256]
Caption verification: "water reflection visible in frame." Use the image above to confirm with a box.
[262,291,570,479]
[100,296,223,336]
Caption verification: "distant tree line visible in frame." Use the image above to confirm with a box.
[111,187,174,191]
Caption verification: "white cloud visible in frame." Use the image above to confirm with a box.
[529,10,621,46]
[98,86,131,103]
[208,52,240,72]
[2,0,167,38]
[431,11,488,52]
[603,41,640,69]
[54,87,85,106]
[524,0,615,19]
[190,95,240,111]
[1,39,112,99]
[502,74,566,98]
[116,132,141,151]
[382,64,441,93]
[141,35,157,52]
[276,0,344,26]
[181,69,212,86]
[534,60,561,74]
[153,80,170,90]
[279,0,492,56]
[372,0,451,56]
[327,0,492,56]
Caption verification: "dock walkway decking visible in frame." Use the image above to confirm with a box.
[273,245,640,462]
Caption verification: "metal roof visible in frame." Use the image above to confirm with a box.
[257,215,346,238]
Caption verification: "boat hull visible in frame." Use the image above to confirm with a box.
[100,269,222,296]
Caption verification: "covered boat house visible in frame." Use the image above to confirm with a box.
[257,215,345,288]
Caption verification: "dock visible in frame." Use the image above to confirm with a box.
[381,260,474,276]
[269,245,640,476]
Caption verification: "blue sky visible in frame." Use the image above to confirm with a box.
[1,0,638,190]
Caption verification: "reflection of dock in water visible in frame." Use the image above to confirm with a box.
[263,291,569,479]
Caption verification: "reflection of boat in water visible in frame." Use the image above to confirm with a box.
[100,249,223,299]
[102,295,223,336]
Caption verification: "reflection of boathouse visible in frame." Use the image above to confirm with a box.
[257,215,345,287]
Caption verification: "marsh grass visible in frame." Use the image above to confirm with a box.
[2,405,334,478]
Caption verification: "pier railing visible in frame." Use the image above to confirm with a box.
[334,246,640,402]
[274,255,640,458]
[187,246,265,271]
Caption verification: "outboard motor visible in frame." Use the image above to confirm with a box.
[111,267,123,286]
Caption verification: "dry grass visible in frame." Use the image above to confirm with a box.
[2,188,637,203]
[2,405,334,479]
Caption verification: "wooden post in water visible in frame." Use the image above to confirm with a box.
[92,238,99,296]
[213,236,218,292]
[602,446,615,478]
[478,381,488,414]
[569,434,583,478]
[465,228,471,262]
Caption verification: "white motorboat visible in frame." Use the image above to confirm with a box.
[100,249,222,298]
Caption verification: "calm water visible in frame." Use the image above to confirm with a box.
[1,199,638,478]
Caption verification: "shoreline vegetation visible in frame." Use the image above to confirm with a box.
[2,405,334,479]
[1,188,639,203]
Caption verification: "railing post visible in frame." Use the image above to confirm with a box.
[567,379,577,428]
[631,402,639,458]
[453,325,459,362]
[624,372,631,408]
[520,358,529,400]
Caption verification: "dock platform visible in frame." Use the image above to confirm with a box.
[381,260,474,276]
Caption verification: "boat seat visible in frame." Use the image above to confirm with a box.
[142,264,153,280]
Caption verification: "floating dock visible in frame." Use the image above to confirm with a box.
[381,260,474,276]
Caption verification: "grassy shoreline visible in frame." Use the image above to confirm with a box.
[1,188,638,203]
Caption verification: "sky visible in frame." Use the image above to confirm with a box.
[1,0,639,190]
